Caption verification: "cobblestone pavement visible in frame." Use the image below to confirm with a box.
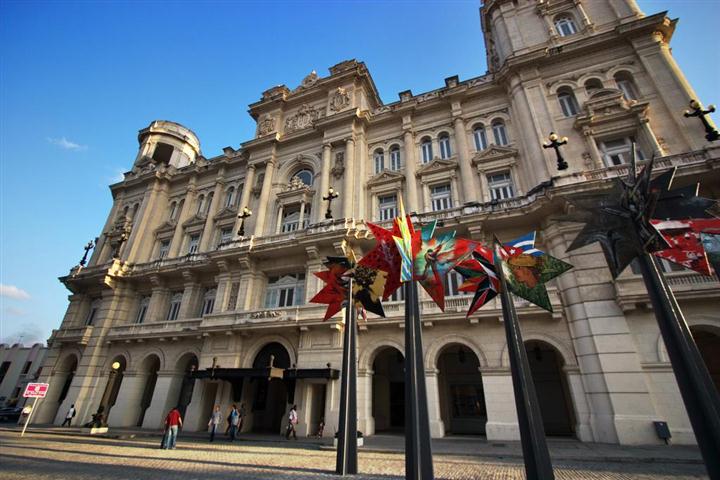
[0,430,709,479]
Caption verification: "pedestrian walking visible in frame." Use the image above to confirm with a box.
[228,404,240,441]
[285,404,298,440]
[162,406,183,449]
[208,405,222,442]
[61,404,76,427]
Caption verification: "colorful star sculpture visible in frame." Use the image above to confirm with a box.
[310,255,388,320]
[495,232,573,312]
[358,222,404,300]
[701,233,720,280]
[651,218,720,276]
[454,244,499,317]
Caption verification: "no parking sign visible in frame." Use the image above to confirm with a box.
[23,383,49,398]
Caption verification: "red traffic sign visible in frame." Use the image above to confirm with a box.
[23,383,49,398]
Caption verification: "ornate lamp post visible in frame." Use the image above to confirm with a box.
[543,132,569,171]
[323,187,339,219]
[78,238,97,267]
[237,207,252,237]
[684,99,719,142]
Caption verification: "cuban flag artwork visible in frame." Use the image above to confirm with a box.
[454,244,499,317]
[650,218,720,276]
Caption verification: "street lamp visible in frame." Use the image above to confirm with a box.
[684,99,719,142]
[237,207,252,237]
[78,238,97,267]
[323,187,339,219]
[543,132,569,171]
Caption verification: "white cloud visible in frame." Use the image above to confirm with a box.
[0,284,31,300]
[4,307,27,316]
[47,136,88,151]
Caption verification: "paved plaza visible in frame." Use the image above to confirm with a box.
[0,427,710,479]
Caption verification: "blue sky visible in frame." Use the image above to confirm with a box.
[1,0,718,345]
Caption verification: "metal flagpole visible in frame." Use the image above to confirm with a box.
[404,279,434,480]
[336,277,358,475]
[636,253,720,478]
[495,253,555,480]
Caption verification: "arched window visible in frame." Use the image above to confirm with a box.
[439,133,452,159]
[200,288,217,316]
[131,203,140,222]
[390,145,401,170]
[554,15,578,37]
[374,148,385,173]
[614,71,639,100]
[584,78,603,95]
[292,168,313,186]
[557,87,580,117]
[492,120,509,146]
[196,194,205,215]
[168,201,177,221]
[421,137,433,163]
[224,186,235,208]
[473,124,488,151]
[205,192,214,215]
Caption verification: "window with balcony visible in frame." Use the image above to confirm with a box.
[492,120,509,146]
[281,205,311,233]
[136,295,150,324]
[443,270,466,297]
[421,137,433,163]
[390,145,401,170]
[188,234,201,254]
[473,124,488,151]
[598,137,645,166]
[488,171,515,201]
[158,240,171,259]
[439,133,452,159]
[201,288,217,316]
[374,149,385,174]
[557,88,580,117]
[554,15,578,37]
[167,292,183,321]
[378,194,398,221]
[265,274,305,308]
[218,227,233,246]
[431,184,453,211]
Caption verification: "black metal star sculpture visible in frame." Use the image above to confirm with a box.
[562,146,720,479]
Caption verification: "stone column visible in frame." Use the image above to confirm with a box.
[482,368,520,441]
[543,221,662,444]
[199,177,225,251]
[233,165,256,239]
[214,272,233,313]
[640,117,665,157]
[342,138,355,219]
[583,130,605,169]
[425,369,445,438]
[142,371,184,429]
[453,116,479,203]
[146,283,170,323]
[403,127,419,212]
[357,369,375,435]
[357,132,368,219]
[275,205,284,234]
[565,366,593,442]
[253,158,276,237]
[124,181,168,264]
[318,143,332,223]
[106,372,147,427]
[183,380,208,431]
[298,201,306,230]
[169,181,197,258]
[477,168,491,202]
[178,274,203,320]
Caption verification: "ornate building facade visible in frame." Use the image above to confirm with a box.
[34,0,720,445]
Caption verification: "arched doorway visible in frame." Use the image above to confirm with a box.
[57,355,78,409]
[372,347,405,432]
[99,356,127,423]
[525,341,575,436]
[251,342,291,433]
[137,355,160,427]
[176,354,199,419]
[437,344,487,435]
[691,327,720,394]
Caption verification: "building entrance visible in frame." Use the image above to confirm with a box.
[437,344,487,435]
[251,343,291,433]
[525,341,575,436]
[372,347,405,432]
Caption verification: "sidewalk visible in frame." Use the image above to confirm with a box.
[2,424,703,465]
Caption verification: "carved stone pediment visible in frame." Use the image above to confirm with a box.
[415,158,458,177]
[277,186,315,202]
[182,213,207,229]
[213,206,238,222]
[575,89,649,130]
[284,103,325,134]
[155,220,177,235]
[367,169,405,188]
[472,146,518,164]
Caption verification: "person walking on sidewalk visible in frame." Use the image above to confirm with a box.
[227,404,240,441]
[162,406,183,449]
[208,405,222,442]
[285,404,298,440]
[60,404,76,427]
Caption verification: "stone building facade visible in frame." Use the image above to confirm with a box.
[0,343,47,408]
[33,0,720,445]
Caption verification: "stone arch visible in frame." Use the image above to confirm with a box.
[137,349,166,372]
[657,320,720,363]
[277,154,321,184]
[500,332,576,368]
[549,81,579,95]
[55,349,82,373]
[174,350,200,373]
[103,350,131,372]
[242,335,297,368]
[359,339,404,372]
[425,334,488,371]
[606,65,640,82]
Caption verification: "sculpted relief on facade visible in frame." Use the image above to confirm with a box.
[329,87,351,113]
[284,103,325,134]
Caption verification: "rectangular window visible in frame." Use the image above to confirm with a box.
[474,128,488,151]
[85,300,100,326]
[281,206,310,233]
[378,194,398,221]
[265,274,306,308]
[439,136,452,159]
[219,227,233,247]
[390,149,401,170]
[421,142,433,163]
[188,234,200,254]
[166,293,183,321]
[0,361,11,385]
[431,184,452,211]
[158,240,170,259]
[443,270,466,297]
[389,285,405,302]
[226,282,240,311]
[598,137,645,167]
[21,361,32,375]
[488,172,515,201]
[136,295,150,324]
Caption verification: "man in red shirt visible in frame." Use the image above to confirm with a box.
[162,407,183,449]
